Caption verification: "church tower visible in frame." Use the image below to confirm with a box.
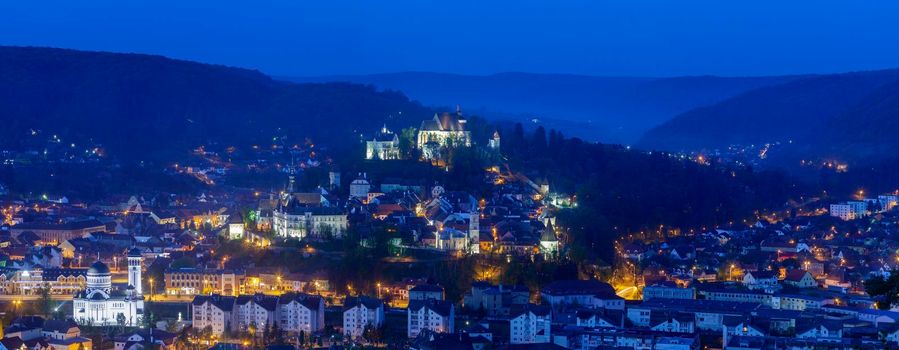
[468,211,480,254]
[540,222,559,260]
[329,170,341,190]
[287,173,297,194]
[127,248,143,295]
[488,130,501,150]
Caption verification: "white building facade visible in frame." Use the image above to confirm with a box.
[277,293,325,334]
[192,295,236,335]
[365,126,401,160]
[272,207,347,239]
[72,251,144,326]
[407,299,454,338]
[343,296,385,339]
[510,304,552,344]
[191,292,324,336]
[830,201,868,221]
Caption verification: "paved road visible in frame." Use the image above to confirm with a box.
[0,294,192,303]
[0,294,72,301]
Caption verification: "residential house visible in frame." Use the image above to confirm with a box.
[509,304,551,344]
[114,329,176,350]
[277,292,325,334]
[782,270,817,289]
[233,294,279,331]
[409,284,444,301]
[742,271,779,292]
[343,296,385,339]
[540,280,622,311]
[407,299,454,338]
[462,282,529,317]
[191,295,237,335]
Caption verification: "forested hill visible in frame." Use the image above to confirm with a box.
[495,124,803,262]
[639,69,899,163]
[0,46,433,162]
[288,72,799,144]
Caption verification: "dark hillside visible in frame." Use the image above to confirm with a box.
[0,46,433,162]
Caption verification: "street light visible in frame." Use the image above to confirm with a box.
[377,282,382,299]
[149,278,155,301]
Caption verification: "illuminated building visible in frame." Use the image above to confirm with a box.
[365,125,401,160]
[343,296,385,339]
[539,223,559,260]
[72,250,144,326]
[510,304,551,344]
[416,109,472,160]
[407,299,454,338]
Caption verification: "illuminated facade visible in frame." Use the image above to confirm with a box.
[164,268,244,296]
[365,125,401,160]
[407,299,454,338]
[0,268,86,295]
[416,111,472,160]
[72,251,144,326]
[272,206,347,239]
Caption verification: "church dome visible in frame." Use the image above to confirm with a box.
[87,261,110,275]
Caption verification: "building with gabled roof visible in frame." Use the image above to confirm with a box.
[540,280,622,311]
[343,295,384,339]
[510,303,551,344]
[277,292,325,333]
[417,109,472,160]
[234,293,279,330]
[114,328,176,350]
[783,270,817,288]
[408,299,455,338]
[9,220,106,245]
[191,294,237,335]
[575,308,624,329]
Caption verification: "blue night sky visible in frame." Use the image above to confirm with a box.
[2,1,899,77]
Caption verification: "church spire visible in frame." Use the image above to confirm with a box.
[541,222,558,242]
[287,174,296,193]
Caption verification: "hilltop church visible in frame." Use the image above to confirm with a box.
[417,108,472,160]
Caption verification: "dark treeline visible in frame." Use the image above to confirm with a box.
[0,163,202,200]
[502,123,804,263]
[815,157,899,197]
[0,46,435,163]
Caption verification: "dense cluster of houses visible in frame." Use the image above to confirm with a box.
[346,277,899,349]
[251,156,561,260]
[0,315,177,350]
[8,109,899,349]
[599,198,899,349]
[0,194,238,298]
